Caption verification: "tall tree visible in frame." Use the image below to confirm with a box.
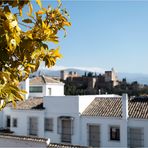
[0,0,71,109]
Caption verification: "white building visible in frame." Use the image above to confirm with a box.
[1,75,148,147]
[19,75,64,99]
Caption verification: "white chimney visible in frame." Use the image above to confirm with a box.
[24,78,29,100]
[122,93,128,120]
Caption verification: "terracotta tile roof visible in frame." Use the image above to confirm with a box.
[82,97,122,118]
[30,75,62,85]
[8,97,44,110]
[129,97,148,119]
[82,97,148,119]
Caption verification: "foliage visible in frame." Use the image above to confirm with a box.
[87,72,93,77]
[64,78,148,96]
[64,82,87,95]
[0,0,71,110]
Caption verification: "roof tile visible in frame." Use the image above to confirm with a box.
[82,97,148,119]
[30,75,62,85]
[9,97,44,110]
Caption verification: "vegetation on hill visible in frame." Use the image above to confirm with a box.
[64,76,148,97]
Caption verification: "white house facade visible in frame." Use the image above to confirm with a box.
[19,75,64,99]
[0,76,148,147]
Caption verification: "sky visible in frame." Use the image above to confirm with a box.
[20,1,148,74]
[54,1,148,74]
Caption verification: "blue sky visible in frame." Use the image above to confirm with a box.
[54,1,148,74]
[21,1,148,74]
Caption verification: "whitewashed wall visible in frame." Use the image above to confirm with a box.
[79,95,98,113]
[44,96,80,145]
[81,116,128,147]
[44,96,79,114]
[44,114,80,145]
[45,84,64,96]
[29,84,64,98]
[81,116,148,147]
[3,108,45,137]
[0,111,3,128]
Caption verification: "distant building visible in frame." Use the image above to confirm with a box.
[61,68,119,94]
[105,68,119,86]
[60,70,79,81]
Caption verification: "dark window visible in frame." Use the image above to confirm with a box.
[110,126,120,141]
[13,118,17,127]
[6,116,11,128]
[29,86,43,93]
[44,118,53,131]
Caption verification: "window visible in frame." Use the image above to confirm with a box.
[48,88,51,96]
[61,119,72,143]
[128,127,144,147]
[6,116,11,128]
[12,118,17,127]
[110,126,120,141]
[28,117,38,136]
[44,118,53,131]
[57,116,74,144]
[29,86,42,93]
[88,124,100,147]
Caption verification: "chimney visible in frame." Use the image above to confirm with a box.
[24,78,29,99]
[122,93,128,120]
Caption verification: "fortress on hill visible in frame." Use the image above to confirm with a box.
[60,68,119,94]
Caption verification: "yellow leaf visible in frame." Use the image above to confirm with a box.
[63,21,71,26]
[37,10,44,15]
[20,89,27,94]
[0,101,6,111]
[27,2,33,17]
[19,7,22,16]
[50,47,62,59]
[27,33,33,39]
[0,0,71,110]
[8,39,17,52]
[12,99,16,108]
[36,0,42,8]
